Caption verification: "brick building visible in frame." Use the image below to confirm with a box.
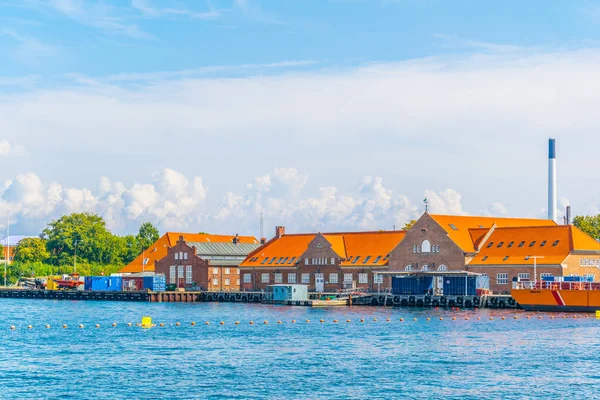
[388,213,600,293]
[154,235,262,291]
[239,226,406,292]
[119,232,260,274]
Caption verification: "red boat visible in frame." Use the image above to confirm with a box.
[53,274,82,290]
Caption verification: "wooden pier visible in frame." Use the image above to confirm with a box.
[0,288,519,309]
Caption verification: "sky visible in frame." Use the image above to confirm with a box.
[2,0,600,238]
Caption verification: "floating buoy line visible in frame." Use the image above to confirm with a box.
[6,314,593,330]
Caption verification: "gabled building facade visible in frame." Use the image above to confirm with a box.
[154,235,262,291]
[239,227,406,292]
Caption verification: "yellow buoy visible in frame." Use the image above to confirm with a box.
[95,324,100,328]
[346,319,351,323]
[63,324,68,329]
[551,316,555,319]
[514,316,518,320]
[10,326,15,330]
[277,320,282,324]
[527,316,530,320]
[427,318,431,321]
[291,320,296,323]
[452,317,456,321]
[141,316,155,329]
[191,322,196,326]
[489,317,493,320]
[465,317,469,320]
[373,318,378,322]
[27,325,33,329]
[361,319,365,323]
[220,321,224,325]
[440,317,443,321]
[235,321,240,325]
[127,322,132,327]
[386,318,390,322]
[45,324,51,329]
[205,322,210,325]
[79,324,84,329]
[264,320,268,325]
[112,323,117,327]
[175,322,181,326]
[399,318,404,322]
[249,321,254,325]
[320,319,324,323]
[562,315,566,319]
[413,318,417,322]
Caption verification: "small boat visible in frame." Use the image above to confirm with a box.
[512,279,600,312]
[53,279,81,290]
[311,296,348,307]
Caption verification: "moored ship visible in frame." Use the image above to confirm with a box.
[512,278,600,312]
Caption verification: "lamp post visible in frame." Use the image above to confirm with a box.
[528,255,544,286]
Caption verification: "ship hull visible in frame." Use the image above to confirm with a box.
[512,289,600,313]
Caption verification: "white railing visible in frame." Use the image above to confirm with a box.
[513,281,600,291]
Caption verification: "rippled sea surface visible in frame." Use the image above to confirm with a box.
[1,299,599,399]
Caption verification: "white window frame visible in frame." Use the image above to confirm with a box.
[170,266,176,284]
[183,253,188,260]
[358,273,368,284]
[224,268,231,275]
[497,273,508,285]
[174,253,179,260]
[518,273,530,280]
[262,273,270,283]
[224,278,231,286]
[288,273,296,283]
[344,273,353,283]
[274,273,283,284]
[540,273,553,278]
[178,265,184,280]
[213,267,219,275]
[438,265,448,272]
[329,273,338,284]
[185,265,192,284]
[421,240,431,253]
[243,273,252,283]
[212,278,219,286]
[301,273,310,284]
[405,265,414,272]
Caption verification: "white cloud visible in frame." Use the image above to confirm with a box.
[131,0,220,20]
[0,140,28,157]
[1,167,500,236]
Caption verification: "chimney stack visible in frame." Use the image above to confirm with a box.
[548,138,557,223]
[275,226,285,238]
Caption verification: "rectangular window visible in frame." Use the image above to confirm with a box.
[170,266,176,283]
[179,252,183,260]
[358,273,368,284]
[301,273,310,284]
[224,278,231,286]
[224,268,230,275]
[212,278,219,286]
[178,265,184,279]
[213,267,219,275]
[268,258,275,264]
[184,253,188,260]
[508,241,514,248]
[540,273,553,278]
[274,273,283,284]
[529,241,536,247]
[329,273,338,283]
[449,224,458,230]
[363,256,371,264]
[261,257,268,264]
[482,256,488,261]
[497,273,508,285]
[497,242,504,248]
[236,279,240,285]
[185,265,192,284]
[261,273,270,283]
[585,274,595,281]
[374,274,383,284]
[552,240,560,246]
[344,273,353,282]
[288,273,296,283]
[243,274,251,283]
[518,241,525,247]
[518,273,530,280]
[540,241,547,247]
[288,257,296,264]
[487,242,494,248]
[374,256,381,263]
[503,256,509,261]
[352,256,360,264]
[174,253,179,260]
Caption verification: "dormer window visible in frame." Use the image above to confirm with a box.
[497,242,504,248]
[518,241,525,247]
[508,241,514,248]
[482,256,488,261]
[529,241,536,247]
[487,242,494,248]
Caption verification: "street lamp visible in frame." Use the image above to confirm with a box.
[528,255,544,287]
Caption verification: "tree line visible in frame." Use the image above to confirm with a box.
[2,213,159,282]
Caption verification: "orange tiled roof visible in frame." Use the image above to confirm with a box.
[119,232,259,273]
[468,226,583,266]
[240,231,406,268]
[570,225,600,251]
[429,214,557,253]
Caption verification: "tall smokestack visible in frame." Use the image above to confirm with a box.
[548,138,557,223]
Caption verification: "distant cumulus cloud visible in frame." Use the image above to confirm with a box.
[0,167,507,237]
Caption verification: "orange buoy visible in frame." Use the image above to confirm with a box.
[291,320,296,323]
[399,318,404,322]
[452,317,456,321]
[305,319,310,323]
[413,318,417,322]
[360,319,365,323]
[550,316,555,319]
[63,324,68,329]
[206,322,210,325]
[489,317,493,320]
[333,319,338,323]
[191,322,196,326]
[277,320,282,324]
[465,317,469,320]
[320,319,324,323]
[159,323,164,327]
[477,317,481,321]
[220,321,225,325]
[514,316,518,320]
[249,321,254,325]
[526,316,530,320]
[386,318,390,322]
[95,324,100,328]
[501,317,505,320]
[439,317,444,321]
[27,325,33,329]
[264,320,268,325]
[175,322,180,326]
[235,321,240,325]
[346,319,351,323]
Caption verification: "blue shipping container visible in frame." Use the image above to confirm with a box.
[443,276,478,296]
[564,276,584,282]
[541,276,555,282]
[391,277,434,295]
[84,276,123,291]
[143,275,166,292]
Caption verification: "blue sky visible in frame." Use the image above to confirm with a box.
[2,0,600,237]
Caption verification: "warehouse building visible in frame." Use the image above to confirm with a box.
[153,235,262,291]
[239,226,406,292]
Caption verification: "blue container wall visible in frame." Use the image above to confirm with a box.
[443,276,477,296]
[391,277,433,295]
[84,276,122,291]
[541,276,555,282]
[107,277,123,291]
[564,276,584,282]
[143,275,166,292]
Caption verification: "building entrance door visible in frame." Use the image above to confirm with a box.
[436,276,444,295]
[178,277,185,289]
[315,273,324,292]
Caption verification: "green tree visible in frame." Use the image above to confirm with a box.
[137,222,160,251]
[0,242,4,259]
[573,215,600,241]
[402,220,417,230]
[41,212,114,266]
[13,238,50,264]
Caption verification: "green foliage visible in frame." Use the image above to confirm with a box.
[6,262,123,285]
[13,238,50,264]
[0,242,3,257]
[573,215,600,241]
[402,220,417,230]
[137,222,159,251]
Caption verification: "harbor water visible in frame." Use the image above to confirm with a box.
[1,299,599,399]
